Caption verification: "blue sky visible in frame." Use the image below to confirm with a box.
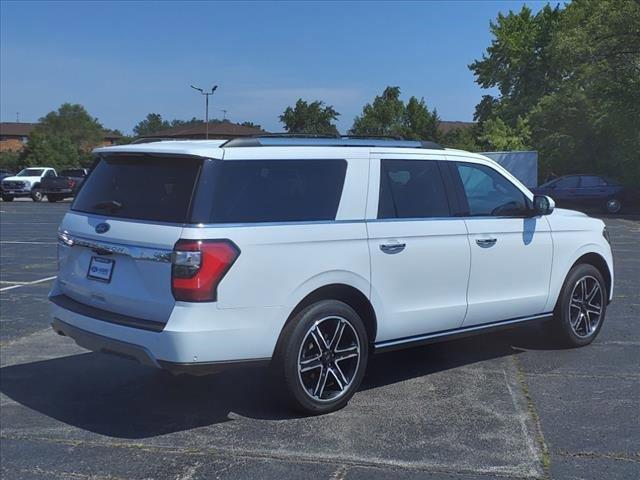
[1,1,547,134]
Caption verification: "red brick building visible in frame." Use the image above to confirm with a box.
[0,122,121,152]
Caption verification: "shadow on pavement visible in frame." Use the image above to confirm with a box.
[0,321,559,439]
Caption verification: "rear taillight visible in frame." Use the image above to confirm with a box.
[171,239,240,302]
[67,179,75,188]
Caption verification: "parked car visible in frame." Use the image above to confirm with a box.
[50,137,613,414]
[532,174,629,213]
[41,168,89,202]
[1,167,57,202]
[0,169,15,192]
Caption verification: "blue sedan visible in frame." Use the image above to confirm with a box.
[532,174,628,214]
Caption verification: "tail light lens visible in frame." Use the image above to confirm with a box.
[67,179,75,188]
[171,239,240,302]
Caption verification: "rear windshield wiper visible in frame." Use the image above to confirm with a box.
[92,200,123,212]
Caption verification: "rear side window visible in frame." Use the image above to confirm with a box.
[555,176,580,188]
[194,159,346,223]
[378,159,450,219]
[72,155,201,223]
[61,169,87,177]
[580,175,607,187]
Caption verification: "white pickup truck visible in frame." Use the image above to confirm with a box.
[1,167,57,202]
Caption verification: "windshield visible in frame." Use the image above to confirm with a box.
[17,168,45,177]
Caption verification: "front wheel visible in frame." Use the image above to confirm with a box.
[47,194,60,203]
[276,300,369,414]
[605,198,622,214]
[31,188,44,202]
[552,263,607,347]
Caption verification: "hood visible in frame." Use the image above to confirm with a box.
[1,176,40,183]
[550,207,589,218]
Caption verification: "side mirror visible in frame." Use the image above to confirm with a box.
[533,195,555,216]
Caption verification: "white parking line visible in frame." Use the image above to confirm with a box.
[0,276,57,292]
[0,241,57,245]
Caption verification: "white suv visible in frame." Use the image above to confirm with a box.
[50,137,614,414]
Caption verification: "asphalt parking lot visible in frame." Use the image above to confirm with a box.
[1,200,638,480]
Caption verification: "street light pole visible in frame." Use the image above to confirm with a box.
[190,84,218,139]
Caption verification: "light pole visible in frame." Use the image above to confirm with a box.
[190,84,218,139]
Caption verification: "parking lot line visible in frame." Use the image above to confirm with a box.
[0,241,57,245]
[0,276,57,292]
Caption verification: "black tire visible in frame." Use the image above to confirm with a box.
[31,187,43,202]
[47,194,60,203]
[1,195,14,202]
[275,300,369,415]
[605,198,622,214]
[552,263,607,347]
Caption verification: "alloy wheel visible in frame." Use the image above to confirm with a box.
[297,316,361,402]
[568,275,603,338]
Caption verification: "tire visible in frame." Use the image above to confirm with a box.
[605,198,622,214]
[31,187,43,202]
[1,195,14,202]
[47,194,60,203]
[552,263,607,347]
[275,300,369,414]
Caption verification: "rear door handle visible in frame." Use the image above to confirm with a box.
[476,238,497,248]
[380,243,406,254]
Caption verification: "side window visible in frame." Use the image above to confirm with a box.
[45,170,55,178]
[456,162,528,217]
[378,160,450,219]
[580,175,606,187]
[205,160,347,223]
[555,176,580,188]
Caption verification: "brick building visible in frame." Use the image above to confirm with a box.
[0,122,121,152]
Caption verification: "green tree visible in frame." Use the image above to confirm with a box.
[469,5,562,125]
[479,117,531,151]
[22,130,80,169]
[22,103,104,168]
[350,87,440,140]
[0,151,23,172]
[441,126,482,152]
[280,99,340,135]
[133,113,170,136]
[471,0,640,183]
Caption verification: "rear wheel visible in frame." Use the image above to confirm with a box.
[1,195,14,202]
[553,263,607,347]
[276,300,368,414]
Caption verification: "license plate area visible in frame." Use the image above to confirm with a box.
[87,256,115,283]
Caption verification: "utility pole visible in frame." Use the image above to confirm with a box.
[16,112,20,122]
[190,84,218,139]
[220,109,227,120]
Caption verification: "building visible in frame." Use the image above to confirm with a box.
[139,121,264,140]
[0,122,122,152]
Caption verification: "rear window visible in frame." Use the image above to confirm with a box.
[191,159,347,223]
[72,155,201,223]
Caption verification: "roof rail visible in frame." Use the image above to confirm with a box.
[222,135,444,150]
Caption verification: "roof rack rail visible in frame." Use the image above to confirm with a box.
[222,135,444,150]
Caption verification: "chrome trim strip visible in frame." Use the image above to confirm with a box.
[375,313,553,349]
[58,232,172,263]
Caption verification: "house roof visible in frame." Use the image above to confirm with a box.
[140,121,264,139]
[0,122,38,136]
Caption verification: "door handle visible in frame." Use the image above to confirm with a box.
[380,243,406,254]
[476,238,497,248]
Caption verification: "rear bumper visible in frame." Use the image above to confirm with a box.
[51,317,269,375]
[48,282,285,374]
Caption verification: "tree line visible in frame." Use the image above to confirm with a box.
[2,0,638,183]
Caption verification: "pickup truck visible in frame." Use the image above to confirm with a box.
[1,167,57,202]
[41,168,89,202]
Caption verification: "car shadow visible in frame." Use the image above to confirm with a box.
[0,321,559,439]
